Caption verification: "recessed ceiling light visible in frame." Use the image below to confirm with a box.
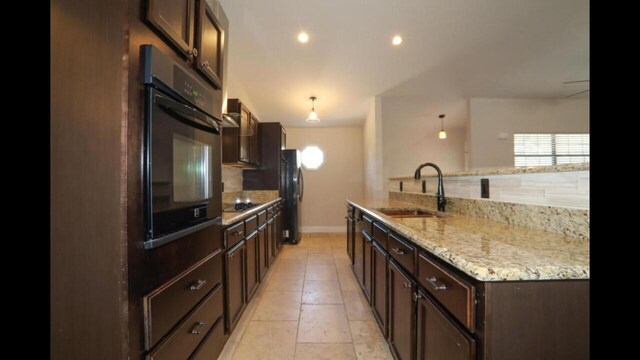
[392,35,403,46]
[298,32,309,43]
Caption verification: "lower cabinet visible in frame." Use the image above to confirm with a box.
[189,316,225,360]
[388,259,415,360]
[225,240,246,333]
[245,231,259,302]
[266,220,274,266]
[372,240,388,336]
[363,232,373,302]
[416,289,475,360]
[346,216,354,264]
[354,230,365,289]
[273,212,282,255]
[257,225,268,280]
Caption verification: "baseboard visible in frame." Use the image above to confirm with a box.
[300,226,346,233]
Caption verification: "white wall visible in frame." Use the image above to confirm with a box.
[286,127,364,232]
[380,97,466,194]
[363,97,385,199]
[468,98,590,168]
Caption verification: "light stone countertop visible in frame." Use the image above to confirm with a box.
[347,198,589,281]
[389,162,589,180]
[221,198,282,225]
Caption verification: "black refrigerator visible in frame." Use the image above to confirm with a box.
[282,149,303,244]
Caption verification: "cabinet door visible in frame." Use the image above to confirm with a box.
[363,234,373,303]
[249,115,260,166]
[372,241,388,336]
[274,212,282,253]
[245,231,258,302]
[354,230,364,289]
[146,0,196,59]
[257,226,268,281]
[239,106,250,163]
[266,221,274,266]
[195,0,224,89]
[388,260,415,360]
[225,241,246,332]
[346,216,354,264]
[416,290,475,360]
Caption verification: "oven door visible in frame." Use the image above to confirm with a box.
[144,87,222,249]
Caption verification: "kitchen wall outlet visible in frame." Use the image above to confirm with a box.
[481,178,490,198]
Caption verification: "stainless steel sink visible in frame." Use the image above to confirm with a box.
[375,208,438,218]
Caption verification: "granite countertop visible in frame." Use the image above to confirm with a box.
[347,198,589,281]
[389,162,589,180]
[221,198,282,225]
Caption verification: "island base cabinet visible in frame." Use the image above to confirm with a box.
[372,241,388,336]
[363,233,373,302]
[225,241,246,333]
[388,259,414,360]
[353,231,364,290]
[417,290,475,360]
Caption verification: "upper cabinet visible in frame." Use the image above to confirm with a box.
[146,0,226,90]
[223,99,260,168]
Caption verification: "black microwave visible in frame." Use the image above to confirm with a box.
[142,45,222,250]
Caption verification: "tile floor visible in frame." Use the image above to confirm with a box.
[218,233,393,360]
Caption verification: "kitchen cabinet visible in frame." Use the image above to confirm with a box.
[225,240,246,332]
[346,217,354,264]
[244,231,258,302]
[353,226,364,291]
[372,240,388,336]
[416,290,475,360]
[266,219,274,266]
[194,0,224,89]
[243,123,287,193]
[223,99,259,168]
[388,259,415,360]
[146,0,196,59]
[363,232,373,303]
[257,225,268,280]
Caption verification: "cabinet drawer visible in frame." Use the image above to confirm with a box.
[189,315,225,360]
[144,251,223,350]
[147,284,224,360]
[245,215,258,235]
[267,206,274,218]
[257,210,267,225]
[417,253,475,332]
[362,215,373,236]
[388,233,415,275]
[225,222,245,249]
[372,223,389,251]
[346,204,355,218]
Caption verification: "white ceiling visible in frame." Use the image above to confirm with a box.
[217,0,589,128]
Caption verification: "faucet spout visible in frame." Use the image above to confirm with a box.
[413,162,446,212]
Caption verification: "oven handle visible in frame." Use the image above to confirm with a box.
[154,92,220,134]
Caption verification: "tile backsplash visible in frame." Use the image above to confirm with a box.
[390,170,589,210]
[222,166,243,192]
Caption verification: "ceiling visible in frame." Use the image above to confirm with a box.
[217,0,589,128]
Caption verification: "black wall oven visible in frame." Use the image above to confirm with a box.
[142,45,222,249]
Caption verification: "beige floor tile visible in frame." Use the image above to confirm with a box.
[306,264,338,281]
[303,280,343,304]
[297,304,352,343]
[217,340,238,360]
[337,265,360,291]
[307,253,335,265]
[227,293,261,343]
[252,291,302,321]
[353,343,393,360]
[232,321,298,360]
[270,268,307,281]
[349,321,385,344]
[274,258,308,272]
[342,291,374,321]
[280,247,309,260]
[294,343,357,360]
[263,278,304,292]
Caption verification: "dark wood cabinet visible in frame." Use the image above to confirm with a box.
[273,212,282,254]
[354,230,365,292]
[225,241,246,333]
[249,114,260,166]
[244,231,258,302]
[363,232,374,303]
[239,104,251,163]
[243,123,286,192]
[194,0,224,89]
[346,216,354,264]
[388,259,415,360]
[417,290,475,360]
[372,240,388,336]
[223,99,260,168]
[257,225,268,280]
[266,219,274,266]
[146,0,196,59]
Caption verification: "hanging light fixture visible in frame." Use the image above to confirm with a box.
[305,96,320,123]
[438,114,447,139]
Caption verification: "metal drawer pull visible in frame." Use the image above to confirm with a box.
[190,279,207,291]
[232,230,244,236]
[427,276,447,291]
[190,321,207,335]
[403,282,412,289]
[413,292,422,302]
[392,248,405,255]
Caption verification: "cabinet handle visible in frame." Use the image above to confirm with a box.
[190,48,198,58]
[403,282,412,289]
[190,279,207,291]
[426,276,447,291]
[203,61,210,69]
[190,321,207,335]
[413,292,422,302]
[392,248,405,255]
[232,230,244,236]
[228,252,234,259]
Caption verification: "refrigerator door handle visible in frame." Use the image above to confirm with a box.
[298,168,304,202]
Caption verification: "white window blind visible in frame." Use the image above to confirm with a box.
[514,133,589,167]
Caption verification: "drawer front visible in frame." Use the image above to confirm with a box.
[144,251,223,350]
[388,233,416,275]
[362,215,373,236]
[225,222,245,249]
[267,206,274,218]
[257,210,267,225]
[372,222,389,251]
[346,204,355,218]
[189,316,225,360]
[417,253,475,332]
[245,215,258,235]
[147,284,224,360]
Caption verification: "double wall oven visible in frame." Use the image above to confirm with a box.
[142,45,222,249]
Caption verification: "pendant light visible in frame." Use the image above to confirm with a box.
[306,96,320,123]
[438,114,447,139]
